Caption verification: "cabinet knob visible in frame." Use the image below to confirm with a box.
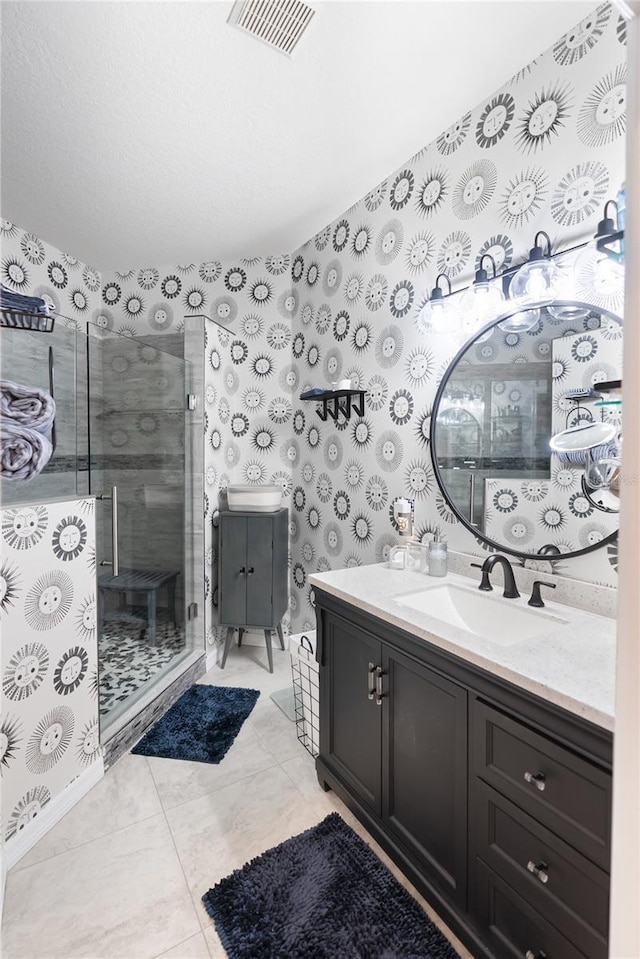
[525,951,547,959]
[524,771,546,791]
[247,567,255,575]
[526,860,549,884]
[238,567,246,575]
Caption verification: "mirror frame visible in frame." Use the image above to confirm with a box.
[429,299,622,560]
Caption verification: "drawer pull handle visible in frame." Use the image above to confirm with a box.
[367,662,376,700]
[525,952,547,959]
[524,771,546,791]
[526,860,549,884]
[375,666,385,706]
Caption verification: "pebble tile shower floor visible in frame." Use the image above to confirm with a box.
[99,620,186,717]
[2,645,475,959]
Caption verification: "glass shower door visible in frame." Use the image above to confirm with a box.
[87,324,196,735]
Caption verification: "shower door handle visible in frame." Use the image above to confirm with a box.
[97,485,120,576]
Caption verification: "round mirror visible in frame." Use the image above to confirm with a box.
[430,300,622,559]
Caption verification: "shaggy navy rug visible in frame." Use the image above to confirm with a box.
[131,684,260,764]
[202,812,461,958]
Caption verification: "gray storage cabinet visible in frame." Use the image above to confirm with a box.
[218,508,288,671]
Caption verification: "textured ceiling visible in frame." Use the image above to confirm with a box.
[1,1,598,270]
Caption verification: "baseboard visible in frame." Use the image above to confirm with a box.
[4,757,104,872]
[206,648,219,671]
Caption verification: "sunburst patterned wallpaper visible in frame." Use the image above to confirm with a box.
[286,3,627,631]
[0,498,99,844]
[95,259,296,650]
[0,3,627,646]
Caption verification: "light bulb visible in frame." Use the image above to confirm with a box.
[575,243,624,301]
[417,296,461,335]
[509,257,560,304]
[460,283,505,337]
[498,307,541,334]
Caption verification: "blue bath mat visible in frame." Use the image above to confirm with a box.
[132,684,260,764]
[202,812,461,958]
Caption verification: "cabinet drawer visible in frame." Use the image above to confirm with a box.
[471,780,608,958]
[471,700,611,869]
[473,858,589,959]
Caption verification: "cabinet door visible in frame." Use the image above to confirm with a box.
[245,515,275,627]
[219,514,248,625]
[382,647,468,906]
[321,613,382,815]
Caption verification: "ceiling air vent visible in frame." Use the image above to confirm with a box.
[228,0,315,55]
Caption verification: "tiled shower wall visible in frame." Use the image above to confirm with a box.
[287,3,627,631]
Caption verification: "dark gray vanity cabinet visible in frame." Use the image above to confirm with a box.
[383,646,468,907]
[218,509,288,630]
[315,589,612,959]
[321,613,383,815]
[319,606,468,909]
[469,700,610,959]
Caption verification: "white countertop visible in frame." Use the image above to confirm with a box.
[309,564,616,732]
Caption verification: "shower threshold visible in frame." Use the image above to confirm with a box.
[100,647,205,749]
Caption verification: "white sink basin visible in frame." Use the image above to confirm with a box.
[394,583,568,645]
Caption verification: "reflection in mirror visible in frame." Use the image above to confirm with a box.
[431,301,622,558]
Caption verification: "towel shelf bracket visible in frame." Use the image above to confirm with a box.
[300,389,367,423]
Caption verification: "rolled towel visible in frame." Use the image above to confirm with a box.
[0,283,51,315]
[1,421,53,481]
[1,379,56,433]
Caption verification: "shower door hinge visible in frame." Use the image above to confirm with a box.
[187,602,198,620]
[187,394,198,411]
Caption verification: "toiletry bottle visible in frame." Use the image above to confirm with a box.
[428,536,447,577]
[394,497,414,540]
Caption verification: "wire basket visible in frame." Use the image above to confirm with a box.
[291,633,319,758]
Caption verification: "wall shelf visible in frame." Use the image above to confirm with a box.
[299,389,367,422]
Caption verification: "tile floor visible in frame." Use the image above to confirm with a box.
[2,642,475,959]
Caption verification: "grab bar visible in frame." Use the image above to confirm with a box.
[48,346,56,453]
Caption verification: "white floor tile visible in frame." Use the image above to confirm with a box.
[164,764,327,929]
[3,814,200,959]
[2,654,474,959]
[15,752,163,872]
[147,725,277,811]
[201,923,227,959]
[154,932,211,959]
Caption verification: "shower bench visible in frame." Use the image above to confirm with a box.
[98,567,180,646]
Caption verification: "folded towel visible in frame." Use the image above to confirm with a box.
[1,379,56,433]
[0,283,50,316]
[1,421,53,481]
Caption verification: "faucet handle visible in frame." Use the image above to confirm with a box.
[470,561,492,592]
[528,580,556,608]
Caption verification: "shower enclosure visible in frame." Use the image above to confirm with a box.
[0,318,204,739]
[87,323,202,735]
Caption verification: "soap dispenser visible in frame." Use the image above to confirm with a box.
[428,535,447,577]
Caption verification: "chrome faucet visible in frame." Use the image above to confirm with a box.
[471,554,520,599]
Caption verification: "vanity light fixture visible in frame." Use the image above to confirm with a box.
[418,274,461,335]
[573,200,625,303]
[460,254,505,336]
[508,230,561,306]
